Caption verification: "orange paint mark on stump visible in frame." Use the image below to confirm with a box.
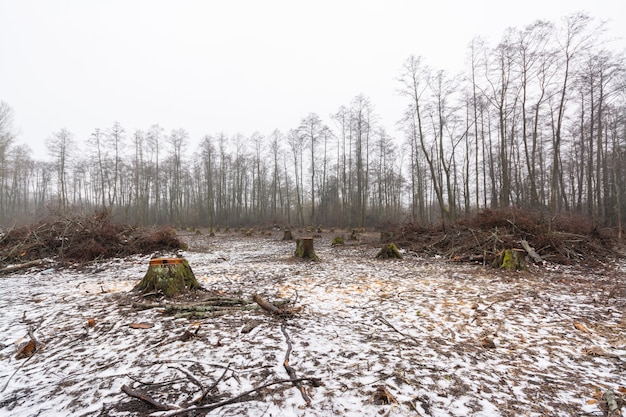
[149,258,183,266]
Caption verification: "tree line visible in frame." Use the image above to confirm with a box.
[1,13,624,231]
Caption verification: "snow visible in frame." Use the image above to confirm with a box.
[1,232,625,416]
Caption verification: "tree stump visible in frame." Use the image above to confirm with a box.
[492,249,526,271]
[331,236,345,246]
[282,229,293,241]
[295,238,318,260]
[135,258,202,297]
[376,243,403,259]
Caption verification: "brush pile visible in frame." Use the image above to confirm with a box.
[0,211,185,267]
[393,208,619,266]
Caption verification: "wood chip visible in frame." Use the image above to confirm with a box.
[574,322,591,333]
[129,322,154,329]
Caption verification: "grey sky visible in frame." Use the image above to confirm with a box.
[1,0,624,159]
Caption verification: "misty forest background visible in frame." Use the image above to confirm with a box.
[1,13,625,231]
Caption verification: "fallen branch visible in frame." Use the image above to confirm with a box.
[470,297,512,323]
[521,240,543,264]
[281,323,312,406]
[121,384,180,411]
[193,363,231,404]
[168,366,204,394]
[161,377,322,416]
[1,354,34,392]
[252,294,285,315]
[132,297,253,311]
[0,259,47,275]
[376,316,420,344]
[133,298,292,318]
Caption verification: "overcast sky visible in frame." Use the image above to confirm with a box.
[1,0,624,160]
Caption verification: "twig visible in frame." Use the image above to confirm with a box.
[120,384,180,411]
[376,316,420,344]
[1,355,34,393]
[194,363,232,404]
[470,298,512,323]
[161,377,322,416]
[168,366,204,394]
[281,323,312,405]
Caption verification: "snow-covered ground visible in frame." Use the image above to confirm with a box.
[1,232,625,416]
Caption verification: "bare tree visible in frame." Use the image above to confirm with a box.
[0,102,16,222]
[550,13,598,212]
[46,128,74,211]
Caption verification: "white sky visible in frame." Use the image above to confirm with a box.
[1,0,624,160]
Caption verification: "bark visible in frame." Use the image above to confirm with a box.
[493,249,526,270]
[294,238,318,260]
[135,258,201,297]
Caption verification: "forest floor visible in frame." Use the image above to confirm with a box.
[1,230,625,417]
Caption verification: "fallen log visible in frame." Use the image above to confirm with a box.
[0,259,47,275]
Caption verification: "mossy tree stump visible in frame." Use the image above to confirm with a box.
[376,243,403,259]
[331,236,345,246]
[135,258,202,297]
[295,238,318,260]
[493,249,526,271]
[282,229,293,241]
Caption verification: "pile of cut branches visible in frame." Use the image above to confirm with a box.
[393,208,619,266]
[0,211,185,268]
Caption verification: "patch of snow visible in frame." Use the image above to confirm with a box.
[1,234,625,416]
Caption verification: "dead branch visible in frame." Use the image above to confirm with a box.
[162,377,322,416]
[252,294,284,315]
[281,323,312,406]
[470,297,512,323]
[121,384,180,411]
[376,316,420,344]
[0,259,47,275]
[193,363,231,404]
[521,239,543,263]
[1,354,34,392]
[168,366,204,394]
